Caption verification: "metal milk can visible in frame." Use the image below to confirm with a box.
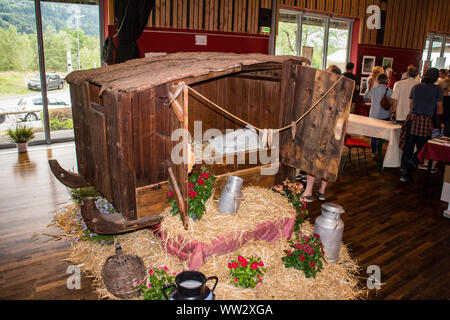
[314,202,345,263]
[218,176,243,214]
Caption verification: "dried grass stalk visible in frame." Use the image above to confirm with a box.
[50,187,364,300]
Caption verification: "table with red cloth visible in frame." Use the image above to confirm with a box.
[159,211,296,270]
[417,138,450,163]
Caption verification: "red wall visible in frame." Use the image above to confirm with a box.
[135,27,270,56]
[355,44,422,79]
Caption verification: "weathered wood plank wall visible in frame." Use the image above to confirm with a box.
[107,0,450,51]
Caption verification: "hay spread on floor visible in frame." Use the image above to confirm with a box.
[50,187,364,300]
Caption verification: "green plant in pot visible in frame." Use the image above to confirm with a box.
[7,124,35,153]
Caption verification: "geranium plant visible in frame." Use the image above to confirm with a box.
[272,179,308,232]
[133,265,177,300]
[168,167,216,220]
[282,233,325,278]
[228,255,266,289]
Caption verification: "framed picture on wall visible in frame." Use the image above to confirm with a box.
[360,77,369,96]
[361,56,376,75]
[382,57,394,70]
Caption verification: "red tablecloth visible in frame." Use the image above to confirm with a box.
[418,141,450,163]
[159,211,296,270]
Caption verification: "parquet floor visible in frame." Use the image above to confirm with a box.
[0,141,448,300]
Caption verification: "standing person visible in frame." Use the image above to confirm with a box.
[365,66,384,103]
[300,65,342,202]
[391,66,419,123]
[343,62,360,113]
[364,73,393,157]
[386,67,397,89]
[399,68,444,183]
[440,79,450,136]
[437,69,449,85]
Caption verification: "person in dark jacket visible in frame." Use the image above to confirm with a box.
[343,62,360,113]
[399,68,444,183]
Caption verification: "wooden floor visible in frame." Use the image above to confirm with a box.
[0,141,449,300]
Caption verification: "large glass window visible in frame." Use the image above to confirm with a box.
[301,15,326,70]
[0,0,101,148]
[423,33,450,72]
[275,10,353,72]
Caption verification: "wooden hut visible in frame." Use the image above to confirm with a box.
[49,52,355,234]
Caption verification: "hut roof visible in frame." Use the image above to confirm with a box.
[65,52,309,94]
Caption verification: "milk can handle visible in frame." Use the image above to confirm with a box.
[206,276,218,293]
[162,284,176,300]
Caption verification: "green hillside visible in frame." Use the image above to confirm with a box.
[0,0,100,37]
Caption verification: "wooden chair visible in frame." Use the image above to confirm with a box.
[340,134,370,176]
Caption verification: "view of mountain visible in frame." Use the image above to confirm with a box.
[0,0,100,37]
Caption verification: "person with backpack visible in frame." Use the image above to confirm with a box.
[364,73,393,157]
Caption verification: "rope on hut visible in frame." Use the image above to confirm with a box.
[169,76,345,145]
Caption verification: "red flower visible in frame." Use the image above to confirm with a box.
[313,233,320,239]
[197,178,205,185]
[299,254,305,262]
[303,235,309,242]
[231,262,239,269]
[251,262,259,270]
[309,261,316,268]
[188,190,198,199]
[200,172,210,179]
[188,182,195,189]
[228,262,232,269]
[286,250,292,256]
[167,192,174,198]
[240,260,248,268]
[238,256,246,262]
[294,242,302,249]
[259,261,264,267]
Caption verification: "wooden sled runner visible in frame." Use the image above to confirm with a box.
[48,159,90,188]
[51,52,354,234]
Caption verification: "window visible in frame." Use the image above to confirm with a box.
[423,33,450,71]
[275,9,353,72]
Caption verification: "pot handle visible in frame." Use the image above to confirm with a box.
[206,276,218,293]
[162,284,176,300]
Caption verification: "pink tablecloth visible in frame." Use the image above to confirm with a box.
[418,140,450,163]
[159,212,296,270]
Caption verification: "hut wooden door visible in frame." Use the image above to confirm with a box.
[279,65,355,182]
[167,83,190,229]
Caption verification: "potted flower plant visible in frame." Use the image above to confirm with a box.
[282,233,325,278]
[133,265,177,300]
[168,167,216,221]
[227,255,266,288]
[272,178,308,232]
[7,124,35,153]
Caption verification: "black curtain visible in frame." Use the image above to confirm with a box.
[114,0,155,64]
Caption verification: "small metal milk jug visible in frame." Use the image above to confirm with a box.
[314,203,345,263]
[218,176,243,214]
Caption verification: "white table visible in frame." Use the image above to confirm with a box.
[346,114,402,168]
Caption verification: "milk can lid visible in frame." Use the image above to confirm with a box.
[321,202,345,214]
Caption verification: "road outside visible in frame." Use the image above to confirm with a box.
[0,88,72,144]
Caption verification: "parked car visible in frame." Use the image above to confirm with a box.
[14,96,70,122]
[0,107,5,124]
[27,73,65,91]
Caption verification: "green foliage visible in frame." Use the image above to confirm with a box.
[134,266,177,300]
[282,233,325,279]
[228,256,266,289]
[7,123,35,143]
[168,167,216,221]
[50,118,73,130]
[69,186,100,205]
[272,179,309,233]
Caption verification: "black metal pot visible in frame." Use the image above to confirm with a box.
[162,270,218,300]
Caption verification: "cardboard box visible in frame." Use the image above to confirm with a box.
[445,165,450,183]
